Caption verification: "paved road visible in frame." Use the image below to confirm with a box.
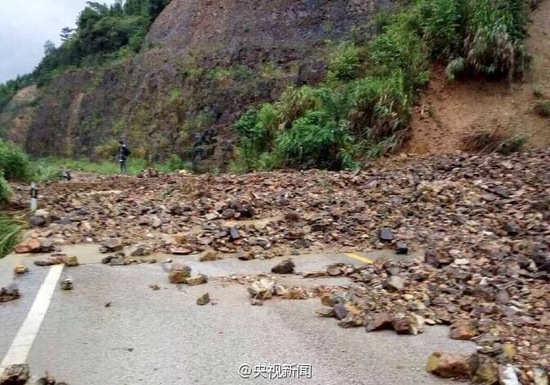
[0,246,475,384]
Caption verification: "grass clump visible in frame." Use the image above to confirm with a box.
[0,214,21,259]
[532,87,544,98]
[462,128,527,154]
[534,101,550,117]
[0,141,29,258]
[420,0,531,82]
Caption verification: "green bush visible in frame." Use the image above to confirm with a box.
[419,0,467,60]
[275,86,319,127]
[165,154,189,171]
[275,110,353,169]
[417,0,531,81]
[0,171,12,204]
[0,140,32,181]
[348,71,412,139]
[328,43,364,82]
[462,129,527,154]
[33,160,65,182]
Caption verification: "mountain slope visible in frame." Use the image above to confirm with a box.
[0,0,391,171]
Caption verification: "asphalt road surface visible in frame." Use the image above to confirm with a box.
[0,246,475,384]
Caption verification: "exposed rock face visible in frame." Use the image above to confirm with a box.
[2,0,392,170]
[147,0,386,53]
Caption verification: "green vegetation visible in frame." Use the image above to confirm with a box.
[0,214,21,259]
[35,155,191,176]
[0,140,33,181]
[0,141,31,258]
[34,0,171,85]
[462,129,527,154]
[231,0,535,172]
[0,0,171,98]
[534,100,550,117]
[0,171,11,205]
[532,86,544,98]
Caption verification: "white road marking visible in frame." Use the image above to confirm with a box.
[0,264,64,370]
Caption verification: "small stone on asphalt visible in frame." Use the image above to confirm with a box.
[271,259,295,274]
[197,293,210,306]
[0,284,20,303]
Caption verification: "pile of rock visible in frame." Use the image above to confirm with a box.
[166,263,208,286]
[0,364,69,385]
[99,240,156,265]
[312,257,550,383]
[19,150,549,265]
[244,275,334,306]
[34,254,79,267]
[14,239,55,254]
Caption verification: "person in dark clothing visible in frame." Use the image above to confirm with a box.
[118,140,131,174]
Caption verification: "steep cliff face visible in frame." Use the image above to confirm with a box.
[147,0,380,53]
[2,0,390,170]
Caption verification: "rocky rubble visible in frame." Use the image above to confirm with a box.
[15,150,550,262]
[311,257,550,384]
[9,149,550,384]
[239,275,336,305]
[0,365,69,385]
[33,253,79,267]
[0,364,29,385]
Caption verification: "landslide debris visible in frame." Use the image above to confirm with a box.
[16,150,550,264]
[9,149,550,384]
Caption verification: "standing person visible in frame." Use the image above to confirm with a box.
[118,140,131,174]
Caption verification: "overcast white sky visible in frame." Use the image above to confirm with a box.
[0,0,115,84]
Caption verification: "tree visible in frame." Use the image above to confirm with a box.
[43,40,56,56]
[111,0,123,15]
[60,27,74,42]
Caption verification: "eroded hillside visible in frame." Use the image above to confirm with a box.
[405,0,550,154]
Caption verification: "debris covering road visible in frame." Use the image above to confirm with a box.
[0,257,475,385]
[3,149,550,384]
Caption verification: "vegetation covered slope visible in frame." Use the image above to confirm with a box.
[0,0,542,172]
[230,0,539,171]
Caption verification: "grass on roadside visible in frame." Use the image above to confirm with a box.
[34,154,193,179]
[0,214,22,259]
